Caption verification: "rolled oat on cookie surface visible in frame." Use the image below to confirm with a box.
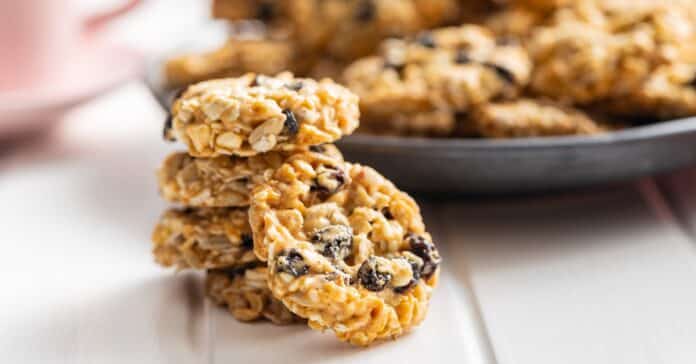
[249,158,441,346]
[157,144,342,207]
[166,72,359,157]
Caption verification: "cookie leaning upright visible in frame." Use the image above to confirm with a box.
[165,72,360,157]
[249,157,442,346]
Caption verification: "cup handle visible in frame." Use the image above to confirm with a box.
[83,0,142,35]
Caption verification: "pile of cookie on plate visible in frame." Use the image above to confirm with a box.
[165,0,696,138]
[151,73,442,346]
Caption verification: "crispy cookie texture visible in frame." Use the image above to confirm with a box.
[212,0,288,22]
[152,207,258,270]
[249,161,441,346]
[168,72,359,157]
[471,99,609,138]
[207,265,300,325]
[157,145,342,207]
[344,25,531,136]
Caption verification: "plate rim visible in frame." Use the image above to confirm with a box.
[340,116,696,150]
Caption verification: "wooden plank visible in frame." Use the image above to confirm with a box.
[657,168,696,237]
[0,86,207,363]
[434,181,696,364]
[0,155,209,363]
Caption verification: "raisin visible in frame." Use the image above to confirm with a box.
[240,233,254,249]
[286,81,303,91]
[483,62,516,84]
[310,165,346,198]
[275,249,309,277]
[309,144,326,153]
[381,207,394,219]
[312,225,353,260]
[355,0,376,22]
[282,109,299,135]
[256,2,275,21]
[358,257,392,291]
[162,115,174,141]
[416,32,437,48]
[455,50,472,64]
[406,234,441,279]
[688,75,696,88]
[455,111,469,122]
[384,61,406,76]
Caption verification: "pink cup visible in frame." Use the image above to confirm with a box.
[0,0,141,91]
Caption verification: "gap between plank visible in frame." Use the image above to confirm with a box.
[643,177,696,243]
[423,201,499,364]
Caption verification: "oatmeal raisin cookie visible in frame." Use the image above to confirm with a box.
[166,73,359,157]
[250,159,440,346]
[471,99,608,138]
[344,25,531,136]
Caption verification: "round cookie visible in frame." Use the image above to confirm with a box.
[211,0,467,62]
[207,265,300,325]
[470,99,609,138]
[528,2,696,105]
[164,38,300,89]
[167,72,360,157]
[152,207,258,270]
[295,0,465,61]
[594,63,696,120]
[249,160,441,346]
[344,25,531,136]
[157,144,342,207]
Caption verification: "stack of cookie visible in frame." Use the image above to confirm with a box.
[152,72,442,346]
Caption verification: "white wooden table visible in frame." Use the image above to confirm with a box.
[2,81,696,364]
